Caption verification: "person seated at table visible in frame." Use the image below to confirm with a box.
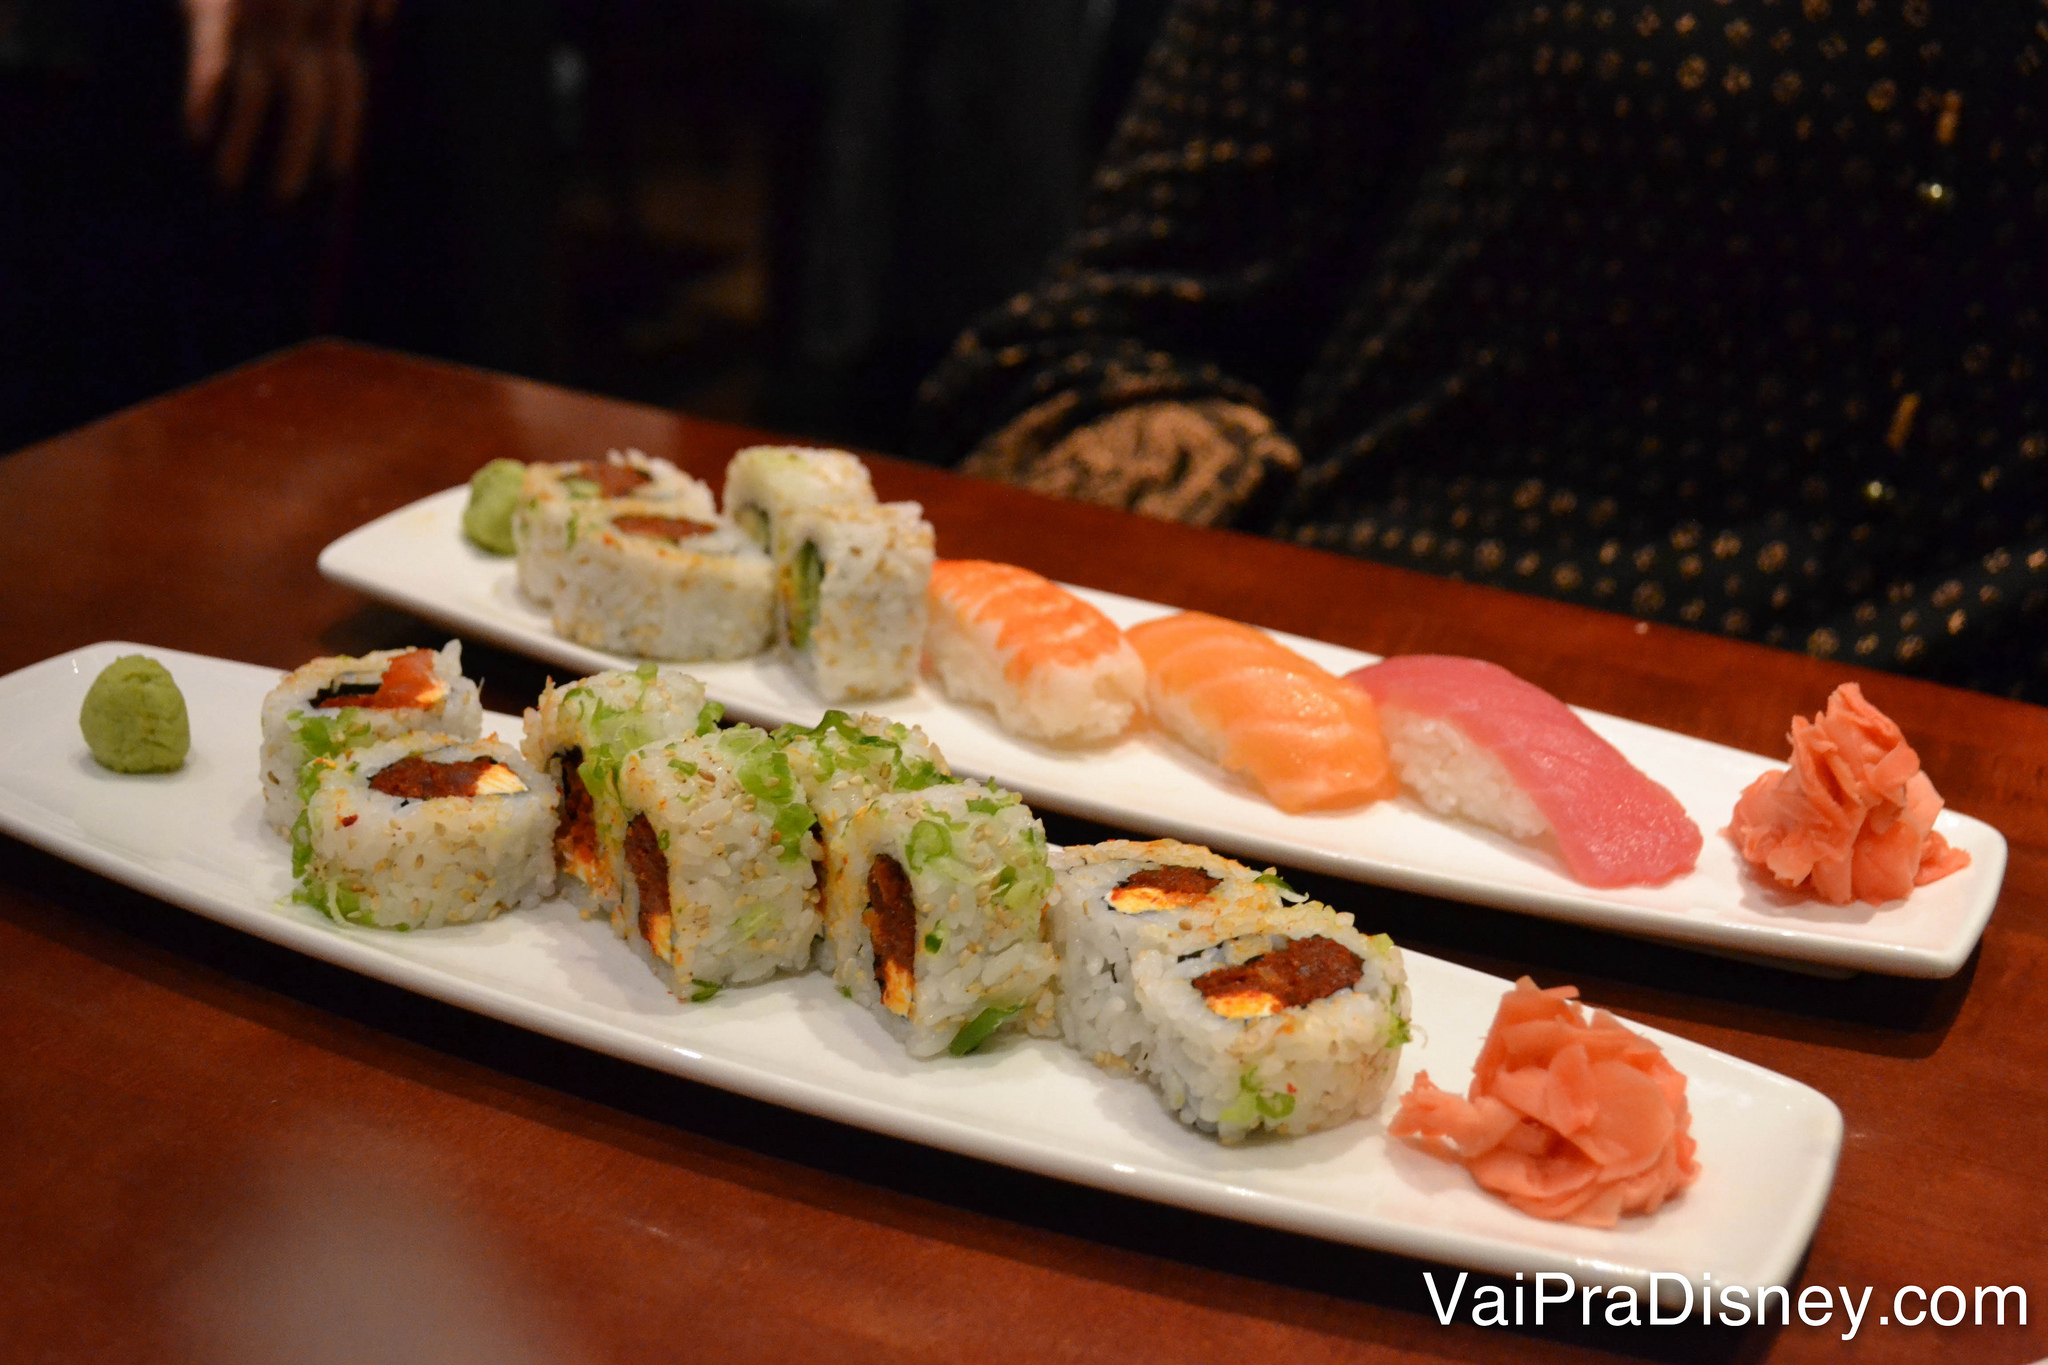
[911,0,2048,701]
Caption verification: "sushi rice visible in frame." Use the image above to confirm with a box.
[615,725,822,996]
[258,642,480,835]
[295,731,558,931]
[521,664,715,922]
[513,449,717,607]
[833,781,1058,1057]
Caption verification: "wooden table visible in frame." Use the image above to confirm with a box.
[3,341,2042,1364]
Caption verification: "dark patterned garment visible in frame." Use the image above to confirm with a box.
[914,0,2048,699]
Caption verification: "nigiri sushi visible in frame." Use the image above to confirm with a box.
[1347,655,1701,888]
[1125,612,1395,813]
[1725,682,1970,904]
[923,560,1145,744]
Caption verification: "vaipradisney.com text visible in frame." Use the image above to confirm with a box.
[1425,1272,2028,1340]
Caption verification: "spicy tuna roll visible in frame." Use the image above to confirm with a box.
[832,782,1057,1057]
[550,501,774,662]
[776,501,934,701]
[259,643,482,835]
[295,732,558,931]
[1046,840,1291,1075]
[614,725,821,997]
[1130,903,1410,1143]
[520,664,714,923]
[513,449,717,607]
[774,710,954,970]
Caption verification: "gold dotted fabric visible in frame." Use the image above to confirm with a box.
[914,0,2048,698]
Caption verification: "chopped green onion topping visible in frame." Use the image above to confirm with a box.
[906,819,953,873]
[690,979,723,1003]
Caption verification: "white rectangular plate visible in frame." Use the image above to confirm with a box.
[317,487,2007,977]
[0,642,1842,1298]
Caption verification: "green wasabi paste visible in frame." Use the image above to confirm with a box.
[79,655,190,773]
[462,458,526,554]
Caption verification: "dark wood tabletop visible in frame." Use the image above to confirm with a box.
[3,340,2042,1364]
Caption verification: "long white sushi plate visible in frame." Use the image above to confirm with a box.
[318,487,2008,978]
[0,642,1841,1300]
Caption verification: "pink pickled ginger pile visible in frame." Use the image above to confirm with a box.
[1388,978,1699,1228]
[1725,683,1969,905]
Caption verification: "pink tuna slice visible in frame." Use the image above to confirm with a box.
[1347,656,1703,888]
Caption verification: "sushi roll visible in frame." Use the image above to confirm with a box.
[513,449,717,607]
[1046,840,1291,1074]
[614,725,822,996]
[1126,611,1395,813]
[922,559,1145,745]
[295,732,558,931]
[832,782,1057,1057]
[1347,655,1702,887]
[722,445,876,555]
[259,643,482,835]
[550,500,775,662]
[774,710,954,969]
[520,664,715,922]
[776,501,934,701]
[1131,902,1410,1143]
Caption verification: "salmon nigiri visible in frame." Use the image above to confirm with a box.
[923,559,1145,744]
[1124,611,1394,813]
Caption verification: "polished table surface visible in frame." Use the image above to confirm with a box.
[3,341,2043,1364]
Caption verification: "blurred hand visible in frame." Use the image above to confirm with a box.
[183,0,396,201]
[964,397,1301,527]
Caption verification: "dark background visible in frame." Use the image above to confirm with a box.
[0,0,1171,456]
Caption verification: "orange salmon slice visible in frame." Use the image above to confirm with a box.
[1125,611,1393,814]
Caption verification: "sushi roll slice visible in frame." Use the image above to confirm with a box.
[776,501,934,701]
[614,725,822,996]
[550,500,774,662]
[1126,611,1395,813]
[295,732,558,931]
[259,642,482,835]
[721,445,876,555]
[1347,655,1702,887]
[833,782,1057,1057]
[1131,902,1410,1143]
[520,664,715,922]
[1046,839,1291,1074]
[513,449,717,607]
[923,559,1146,745]
[774,709,954,969]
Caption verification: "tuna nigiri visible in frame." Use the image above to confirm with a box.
[1125,611,1394,813]
[1388,978,1700,1229]
[923,560,1145,744]
[1347,655,1702,888]
[1725,682,1969,904]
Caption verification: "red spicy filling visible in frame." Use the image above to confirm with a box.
[614,514,716,543]
[1191,936,1363,1011]
[624,814,671,947]
[864,855,917,996]
[574,461,651,497]
[314,648,440,710]
[367,754,503,800]
[553,746,598,870]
